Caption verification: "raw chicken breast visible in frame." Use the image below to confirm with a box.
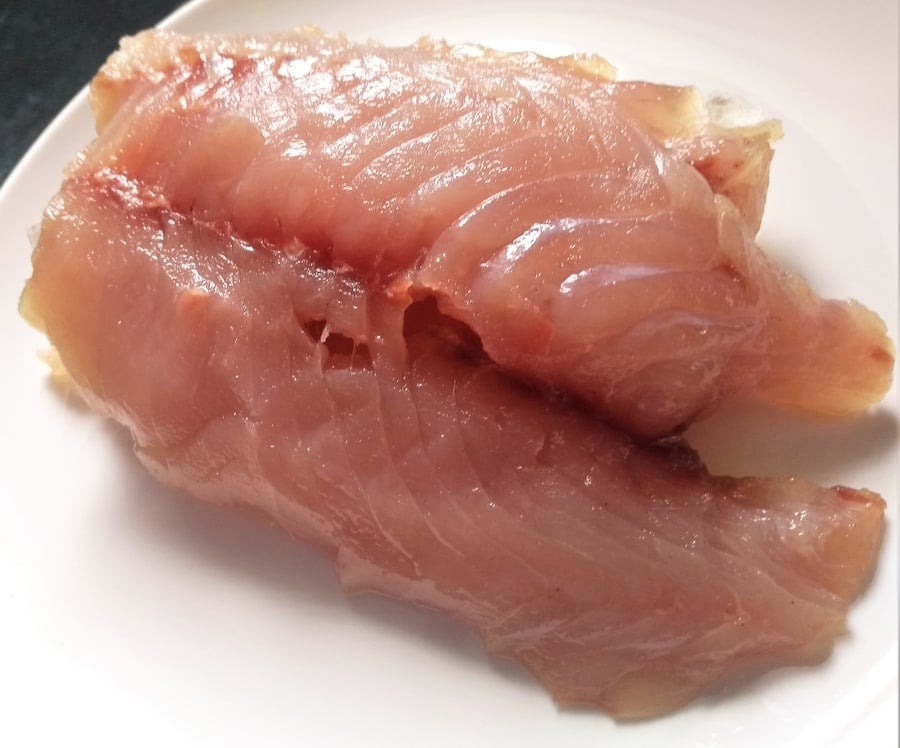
[80,30,892,439]
[20,29,890,718]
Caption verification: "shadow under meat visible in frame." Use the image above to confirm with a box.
[96,417,542,696]
[685,399,898,484]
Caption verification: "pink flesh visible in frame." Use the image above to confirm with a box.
[23,168,884,719]
[82,30,893,440]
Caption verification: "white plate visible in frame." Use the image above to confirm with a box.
[1,1,897,745]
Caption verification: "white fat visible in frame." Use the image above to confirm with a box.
[706,95,764,128]
[705,95,783,140]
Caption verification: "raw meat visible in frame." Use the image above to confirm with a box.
[20,29,890,718]
[81,29,893,439]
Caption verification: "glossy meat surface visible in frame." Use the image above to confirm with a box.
[83,30,893,439]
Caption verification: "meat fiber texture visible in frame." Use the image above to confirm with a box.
[20,29,892,719]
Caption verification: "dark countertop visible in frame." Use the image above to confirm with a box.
[0,0,185,186]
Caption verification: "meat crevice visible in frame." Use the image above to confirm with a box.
[300,317,374,371]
